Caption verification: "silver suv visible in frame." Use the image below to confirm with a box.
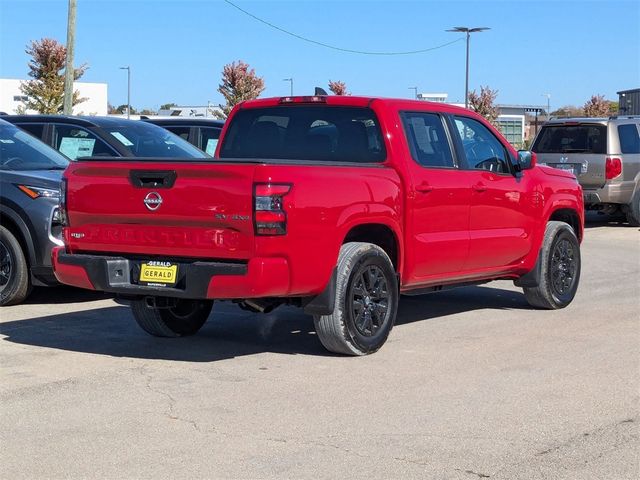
[532,116,640,226]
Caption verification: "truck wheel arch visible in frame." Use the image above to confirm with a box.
[548,208,582,241]
[342,223,402,273]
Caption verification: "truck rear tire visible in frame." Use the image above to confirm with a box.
[625,190,640,227]
[314,242,398,355]
[131,298,213,337]
[0,225,31,306]
[523,221,581,309]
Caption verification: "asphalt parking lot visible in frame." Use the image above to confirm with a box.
[1,214,638,480]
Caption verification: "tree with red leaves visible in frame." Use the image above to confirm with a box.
[328,80,348,96]
[217,60,265,118]
[468,85,500,125]
[20,38,87,114]
[583,94,611,117]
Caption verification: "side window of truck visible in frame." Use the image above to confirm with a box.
[52,124,116,160]
[618,124,640,154]
[453,116,510,174]
[401,112,455,168]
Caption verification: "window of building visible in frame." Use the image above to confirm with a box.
[497,119,523,146]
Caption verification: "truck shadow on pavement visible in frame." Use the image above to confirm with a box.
[1,285,529,362]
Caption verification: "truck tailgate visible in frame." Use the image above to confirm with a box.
[63,161,257,259]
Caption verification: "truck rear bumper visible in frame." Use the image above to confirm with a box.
[52,247,290,300]
[584,181,635,206]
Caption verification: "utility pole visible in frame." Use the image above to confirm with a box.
[62,0,76,115]
[409,86,418,99]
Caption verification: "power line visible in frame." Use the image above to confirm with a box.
[223,0,464,56]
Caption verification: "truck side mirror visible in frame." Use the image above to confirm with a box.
[517,150,537,170]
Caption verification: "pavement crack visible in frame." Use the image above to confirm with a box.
[455,468,491,478]
[138,365,201,432]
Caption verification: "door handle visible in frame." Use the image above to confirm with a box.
[415,183,433,193]
[472,183,487,193]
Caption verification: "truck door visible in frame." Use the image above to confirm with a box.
[449,115,533,270]
[400,111,473,282]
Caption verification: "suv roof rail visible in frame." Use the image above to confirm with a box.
[609,114,640,119]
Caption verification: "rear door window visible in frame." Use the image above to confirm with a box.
[617,124,640,154]
[200,126,221,155]
[220,105,386,163]
[533,124,607,154]
[52,124,117,160]
[401,112,455,168]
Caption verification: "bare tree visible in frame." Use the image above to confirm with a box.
[583,94,611,117]
[468,85,500,125]
[328,80,348,96]
[217,60,265,118]
[20,38,87,114]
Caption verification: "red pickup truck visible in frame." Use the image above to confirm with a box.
[53,96,584,355]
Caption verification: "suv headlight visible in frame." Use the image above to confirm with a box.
[17,185,60,199]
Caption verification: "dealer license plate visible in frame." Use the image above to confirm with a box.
[552,164,577,175]
[139,262,178,285]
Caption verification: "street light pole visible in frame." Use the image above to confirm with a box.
[542,93,551,120]
[120,66,130,119]
[447,26,490,109]
[283,78,293,96]
[409,86,418,99]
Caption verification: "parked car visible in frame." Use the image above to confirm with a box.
[52,95,584,355]
[0,119,68,305]
[532,115,640,225]
[141,117,224,155]
[1,115,207,160]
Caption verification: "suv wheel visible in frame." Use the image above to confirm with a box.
[314,242,398,356]
[0,225,31,306]
[523,221,581,309]
[625,189,640,227]
[131,298,213,337]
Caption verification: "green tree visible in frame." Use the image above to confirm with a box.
[217,60,265,118]
[114,104,137,115]
[468,85,500,125]
[583,95,610,117]
[19,38,87,114]
[160,102,178,110]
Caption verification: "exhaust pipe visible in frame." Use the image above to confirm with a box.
[240,299,281,314]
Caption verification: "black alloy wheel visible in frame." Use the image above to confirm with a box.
[350,264,391,337]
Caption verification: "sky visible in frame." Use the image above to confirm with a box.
[1,0,639,112]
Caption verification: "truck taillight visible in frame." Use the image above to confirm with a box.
[605,157,622,179]
[59,178,68,226]
[254,183,291,235]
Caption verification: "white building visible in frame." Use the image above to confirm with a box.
[0,78,108,115]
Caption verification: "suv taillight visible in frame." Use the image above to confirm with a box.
[605,157,622,179]
[254,183,291,235]
[59,178,68,226]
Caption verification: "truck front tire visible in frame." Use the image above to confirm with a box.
[0,225,31,306]
[523,221,581,309]
[314,242,398,355]
[131,298,213,337]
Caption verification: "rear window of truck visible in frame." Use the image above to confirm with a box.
[533,124,607,154]
[219,106,386,163]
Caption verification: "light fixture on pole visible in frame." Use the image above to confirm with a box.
[542,93,551,119]
[409,86,418,99]
[119,66,131,119]
[446,26,490,109]
[283,78,293,96]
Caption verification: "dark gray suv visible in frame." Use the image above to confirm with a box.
[0,119,68,305]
